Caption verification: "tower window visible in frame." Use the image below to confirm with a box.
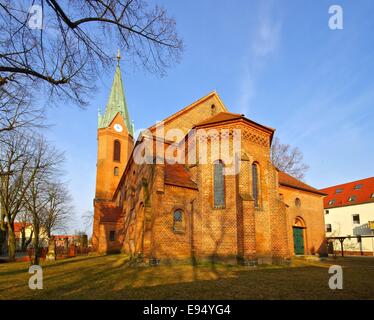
[113,140,121,162]
[213,160,225,208]
[114,167,119,176]
[173,209,184,232]
[109,231,115,241]
[252,163,260,208]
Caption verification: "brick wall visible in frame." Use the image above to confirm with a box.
[280,186,327,256]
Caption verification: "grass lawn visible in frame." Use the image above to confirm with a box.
[0,254,373,300]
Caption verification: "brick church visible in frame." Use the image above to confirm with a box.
[92,55,327,264]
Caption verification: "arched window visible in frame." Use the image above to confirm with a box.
[252,163,260,208]
[213,160,225,208]
[173,209,184,232]
[113,140,121,162]
[295,197,301,207]
[114,167,119,176]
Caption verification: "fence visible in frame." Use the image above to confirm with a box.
[26,247,48,260]
[19,245,92,262]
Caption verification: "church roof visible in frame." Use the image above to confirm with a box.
[165,163,198,190]
[278,171,326,196]
[194,111,243,126]
[99,53,133,135]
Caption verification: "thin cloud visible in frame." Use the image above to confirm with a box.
[238,1,282,114]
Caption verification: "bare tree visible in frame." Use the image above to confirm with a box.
[23,137,65,264]
[82,210,93,235]
[0,131,64,261]
[0,81,45,134]
[41,181,73,239]
[0,0,183,106]
[0,132,37,260]
[271,137,309,180]
[16,210,34,251]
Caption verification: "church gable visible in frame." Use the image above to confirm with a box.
[149,91,227,138]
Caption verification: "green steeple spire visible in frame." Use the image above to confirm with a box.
[99,49,133,135]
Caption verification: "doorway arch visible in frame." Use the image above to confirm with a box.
[293,217,306,255]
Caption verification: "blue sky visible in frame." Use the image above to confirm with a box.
[44,0,374,233]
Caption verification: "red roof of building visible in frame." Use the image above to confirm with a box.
[13,222,31,233]
[194,111,275,133]
[165,163,198,190]
[53,235,80,239]
[278,171,326,196]
[320,177,374,208]
[194,112,243,126]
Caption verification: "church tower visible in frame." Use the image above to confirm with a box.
[95,50,134,200]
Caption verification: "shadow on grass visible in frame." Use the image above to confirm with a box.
[3,255,374,300]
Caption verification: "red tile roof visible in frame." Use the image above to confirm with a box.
[195,112,243,126]
[194,112,275,133]
[165,163,198,190]
[53,235,80,239]
[320,177,374,208]
[13,222,31,233]
[278,171,326,196]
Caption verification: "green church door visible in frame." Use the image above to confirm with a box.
[293,227,305,255]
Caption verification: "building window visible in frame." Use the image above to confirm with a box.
[109,231,115,241]
[173,209,184,232]
[295,198,301,207]
[113,140,121,162]
[325,210,329,215]
[213,160,225,208]
[354,184,362,190]
[328,199,335,206]
[371,193,374,198]
[352,214,360,224]
[326,224,332,232]
[348,195,356,202]
[252,163,260,208]
[114,167,119,176]
[335,188,343,194]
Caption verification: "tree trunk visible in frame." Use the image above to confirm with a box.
[25,230,33,251]
[32,224,40,265]
[21,227,26,250]
[0,228,5,254]
[7,224,16,261]
[0,200,6,255]
[0,230,5,255]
